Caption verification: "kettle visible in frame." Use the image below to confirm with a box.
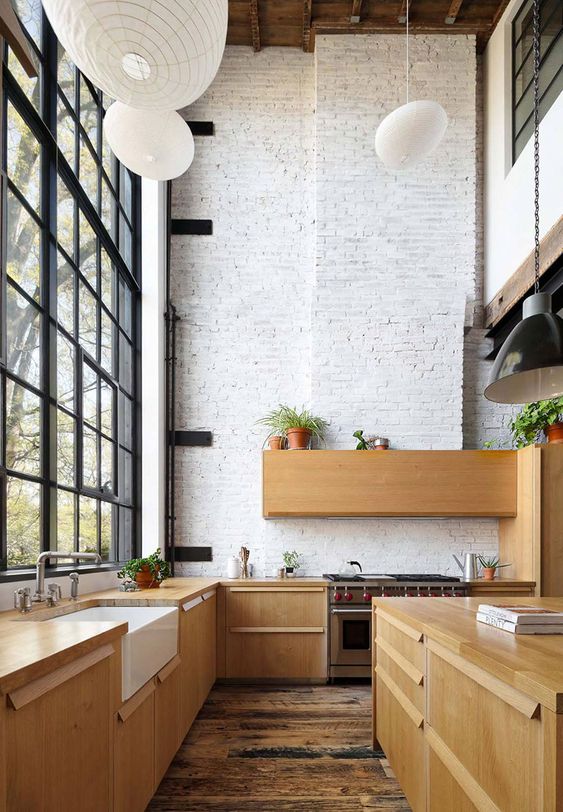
[338,560,363,576]
[452,553,479,582]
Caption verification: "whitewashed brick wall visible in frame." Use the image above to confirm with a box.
[171,39,503,578]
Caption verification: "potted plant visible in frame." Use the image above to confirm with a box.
[282,550,301,578]
[510,397,563,448]
[277,405,328,450]
[478,555,511,581]
[256,407,286,450]
[117,549,171,590]
[353,430,389,450]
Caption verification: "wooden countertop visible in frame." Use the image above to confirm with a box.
[373,596,563,712]
[466,578,536,586]
[0,577,328,693]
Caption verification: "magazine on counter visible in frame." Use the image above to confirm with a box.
[477,604,563,625]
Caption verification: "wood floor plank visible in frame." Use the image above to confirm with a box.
[148,684,409,811]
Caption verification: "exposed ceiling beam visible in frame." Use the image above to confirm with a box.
[303,0,314,52]
[484,216,563,329]
[313,18,490,35]
[445,0,465,24]
[351,0,364,24]
[398,0,411,24]
[249,0,261,52]
[0,0,37,77]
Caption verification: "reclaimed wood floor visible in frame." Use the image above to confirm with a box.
[148,684,410,811]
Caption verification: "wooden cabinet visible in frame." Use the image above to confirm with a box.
[2,643,116,812]
[114,681,156,812]
[155,656,181,785]
[179,590,217,739]
[499,443,563,595]
[222,586,328,680]
[263,450,517,518]
[373,600,563,812]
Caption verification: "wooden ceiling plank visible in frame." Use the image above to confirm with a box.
[249,0,261,52]
[0,0,37,77]
[351,0,364,23]
[445,0,465,24]
[303,0,313,52]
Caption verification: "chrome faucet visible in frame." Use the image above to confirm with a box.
[33,551,102,603]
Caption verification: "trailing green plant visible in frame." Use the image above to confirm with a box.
[255,407,287,440]
[117,549,171,582]
[282,550,301,570]
[478,555,511,570]
[509,397,563,448]
[276,406,328,440]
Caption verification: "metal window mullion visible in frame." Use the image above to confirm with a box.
[514,28,561,111]
[514,1,562,82]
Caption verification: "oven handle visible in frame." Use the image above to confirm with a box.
[330,608,372,614]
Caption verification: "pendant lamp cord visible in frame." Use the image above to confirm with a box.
[406,0,409,104]
[533,0,540,293]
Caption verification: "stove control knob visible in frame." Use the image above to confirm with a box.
[363,592,372,601]
[334,592,343,602]
[344,592,353,602]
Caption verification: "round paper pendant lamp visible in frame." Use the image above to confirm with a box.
[375,100,448,170]
[103,103,195,181]
[42,0,228,110]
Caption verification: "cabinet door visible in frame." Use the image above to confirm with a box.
[114,683,156,812]
[197,593,217,706]
[5,646,114,812]
[179,592,217,740]
[154,657,181,786]
[226,587,326,627]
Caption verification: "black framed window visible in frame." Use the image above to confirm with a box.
[0,1,141,571]
[512,0,563,163]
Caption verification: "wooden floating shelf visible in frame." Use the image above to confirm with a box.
[262,450,517,518]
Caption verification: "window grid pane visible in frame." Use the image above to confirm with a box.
[1,12,140,571]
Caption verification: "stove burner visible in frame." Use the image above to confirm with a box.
[386,574,461,583]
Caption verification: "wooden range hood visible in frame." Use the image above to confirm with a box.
[262,450,517,518]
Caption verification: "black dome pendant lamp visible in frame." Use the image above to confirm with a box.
[484,0,563,405]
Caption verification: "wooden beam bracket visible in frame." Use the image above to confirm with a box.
[249,0,261,52]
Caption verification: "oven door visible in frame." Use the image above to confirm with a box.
[330,608,372,666]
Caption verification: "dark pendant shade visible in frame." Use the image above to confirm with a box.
[485,293,563,404]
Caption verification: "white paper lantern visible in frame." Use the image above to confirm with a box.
[375,100,448,170]
[103,103,195,181]
[42,0,228,110]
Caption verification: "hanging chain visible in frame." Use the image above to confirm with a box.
[533,0,540,292]
[406,0,410,104]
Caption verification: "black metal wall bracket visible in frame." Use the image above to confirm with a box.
[172,431,213,447]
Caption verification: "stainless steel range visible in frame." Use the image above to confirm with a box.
[324,573,468,679]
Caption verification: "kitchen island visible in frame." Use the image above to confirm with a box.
[372,596,563,812]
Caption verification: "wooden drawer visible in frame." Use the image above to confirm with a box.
[428,747,478,812]
[377,611,424,672]
[154,656,181,785]
[376,666,425,812]
[376,638,424,714]
[226,630,327,679]
[226,587,326,629]
[115,682,156,812]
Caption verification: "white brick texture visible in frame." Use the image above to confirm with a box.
[170,39,505,578]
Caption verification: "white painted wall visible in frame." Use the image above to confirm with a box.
[141,179,167,557]
[484,0,563,304]
[170,39,500,580]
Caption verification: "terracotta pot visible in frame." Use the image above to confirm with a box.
[546,422,563,444]
[135,565,161,589]
[483,567,496,581]
[286,428,312,450]
[268,436,285,450]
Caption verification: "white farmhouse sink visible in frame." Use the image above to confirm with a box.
[52,606,178,700]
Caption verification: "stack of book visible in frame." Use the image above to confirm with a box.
[476,604,563,634]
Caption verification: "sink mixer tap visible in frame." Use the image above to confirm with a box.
[33,551,102,603]
[69,572,80,601]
